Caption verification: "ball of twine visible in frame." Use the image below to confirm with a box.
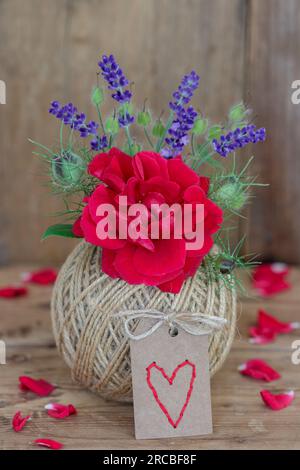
[51,241,237,402]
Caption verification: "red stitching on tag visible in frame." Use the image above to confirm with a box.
[146,360,196,428]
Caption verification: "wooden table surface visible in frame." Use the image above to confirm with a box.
[0,265,299,450]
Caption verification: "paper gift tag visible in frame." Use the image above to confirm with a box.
[130,320,212,439]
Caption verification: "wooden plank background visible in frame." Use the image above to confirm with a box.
[0,0,298,265]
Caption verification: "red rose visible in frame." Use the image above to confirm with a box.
[78,148,222,293]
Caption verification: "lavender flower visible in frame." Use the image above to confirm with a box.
[118,111,135,128]
[49,101,99,138]
[98,54,132,104]
[212,125,266,157]
[90,135,108,151]
[161,71,200,157]
[162,106,197,158]
[169,71,200,113]
[98,54,135,128]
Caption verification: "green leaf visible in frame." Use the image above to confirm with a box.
[41,224,77,240]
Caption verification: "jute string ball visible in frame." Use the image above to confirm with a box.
[51,241,237,402]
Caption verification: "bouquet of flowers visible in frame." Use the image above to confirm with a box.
[31,54,266,401]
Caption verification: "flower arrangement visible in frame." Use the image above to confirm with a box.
[31,54,266,294]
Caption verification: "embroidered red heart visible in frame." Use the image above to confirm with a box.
[146,360,196,428]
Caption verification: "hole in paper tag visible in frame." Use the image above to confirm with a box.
[168,326,179,337]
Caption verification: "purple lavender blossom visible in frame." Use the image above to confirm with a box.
[169,71,200,113]
[118,111,135,128]
[162,106,197,157]
[161,71,200,158]
[49,101,99,138]
[90,135,108,151]
[98,54,132,104]
[212,125,266,157]
[98,54,135,128]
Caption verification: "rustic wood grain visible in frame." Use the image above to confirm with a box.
[244,0,300,262]
[0,265,299,449]
[0,0,246,264]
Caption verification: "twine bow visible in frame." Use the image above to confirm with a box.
[115,309,227,340]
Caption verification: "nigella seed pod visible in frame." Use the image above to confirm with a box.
[228,102,248,123]
[137,110,151,127]
[208,125,223,141]
[192,117,208,135]
[152,120,165,138]
[105,116,119,135]
[214,183,247,211]
[91,86,104,106]
[122,141,141,155]
[220,259,236,274]
[52,150,84,187]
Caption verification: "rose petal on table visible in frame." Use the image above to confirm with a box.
[249,309,299,343]
[258,309,297,334]
[238,359,281,382]
[19,376,55,396]
[260,390,295,410]
[45,403,77,419]
[0,286,28,298]
[252,263,291,297]
[34,438,63,450]
[249,327,277,344]
[12,411,31,432]
[21,268,57,285]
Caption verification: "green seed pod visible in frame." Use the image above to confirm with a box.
[152,120,165,138]
[207,125,223,141]
[105,116,119,135]
[214,183,247,211]
[228,102,247,122]
[231,121,248,131]
[123,141,141,155]
[120,102,134,115]
[91,87,104,106]
[137,110,151,127]
[192,117,208,135]
[52,150,84,187]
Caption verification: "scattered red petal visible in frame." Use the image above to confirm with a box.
[258,309,296,334]
[45,403,77,419]
[249,309,300,344]
[0,286,28,298]
[252,263,291,297]
[22,268,57,285]
[249,328,277,344]
[12,411,31,432]
[238,359,281,382]
[260,390,294,410]
[19,376,55,397]
[34,438,63,450]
